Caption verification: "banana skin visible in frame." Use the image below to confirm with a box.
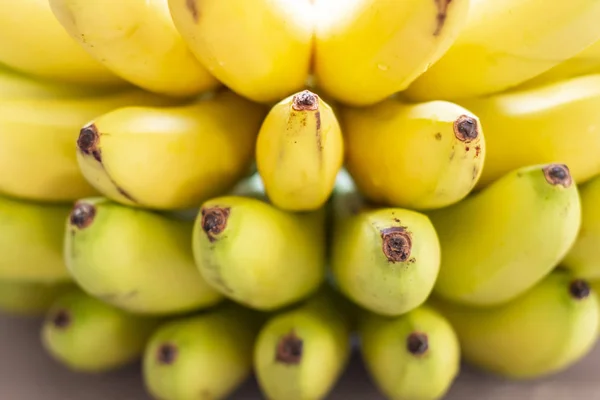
[340,98,485,210]
[42,288,160,373]
[143,303,263,400]
[430,271,599,379]
[359,305,461,400]
[76,90,266,210]
[0,280,74,317]
[313,0,470,106]
[192,195,327,311]
[256,90,344,211]
[64,197,224,315]
[427,164,581,307]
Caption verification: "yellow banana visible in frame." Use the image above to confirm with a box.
[0,195,71,283]
[254,287,353,400]
[340,98,485,210]
[49,0,220,97]
[404,0,600,101]
[76,90,266,210]
[42,288,160,373]
[427,164,581,307]
[168,0,313,103]
[192,195,327,311]
[256,90,344,211]
[0,280,74,317]
[0,0,123,86]
[359,305,460,400]
[143,303,263,400]
[0,88,174,203]
[458,74,600,188]
[430,271,599,379]
[64,197,224,315]
[313,0,470,107]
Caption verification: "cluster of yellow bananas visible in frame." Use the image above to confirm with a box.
[2,0,600,399]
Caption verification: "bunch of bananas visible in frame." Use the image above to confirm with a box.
[2,0,600,399]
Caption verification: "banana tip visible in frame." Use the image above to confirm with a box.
[406,332,429,356]
[156,343,178,365]
[543,164,572,188]
[77,124,101,162]
[200,207,230,242]
[292,90,319,111]
[381,227,412,263]
[50,309,71,330]
[453,115,479,143]
[569,280,591,300]
[275,331,303,365]
[69,202,97,230]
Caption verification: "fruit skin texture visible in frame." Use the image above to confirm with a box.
[0,195,72,283]
[0,0,123,86]
[430,271,599,379]
[313,0,470,107]
[254,288,353,400]
[340,99,485,210]
[143,303,263,400]
[404,0,600,101]
[458,74,600,188]
[256,90,344,211]
[168,0,313,103]
[192,195,327,311]
[0,281,74,316]
[0,89,175,203]
[64,197,224,315]
[76,90,266,210]
[42,288,160,373]
[359,305,460,400]
[427,164,581,307]
[49,0,219,97]
[562,174,600,279]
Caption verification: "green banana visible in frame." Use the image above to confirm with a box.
[64,197,224,315]
[430,270,599,379]
[42,288,160,373]
[192,195,327,311]
[0,280,74,316]
[330,184,441,316]
[359,305,461,400]
[427,164,581,307]
[143,303,263,400]
[254,287,353,400]
[0,195,72,282]
[562,174,600,279]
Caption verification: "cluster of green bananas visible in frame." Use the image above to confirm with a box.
[2,0,600,399]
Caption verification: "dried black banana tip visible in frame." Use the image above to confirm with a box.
[406,332,429,355]
[381,227,412,263]
[200,207,230,242]
[157,343,178,365]
[454,115,479,142]
[569,279,591,300]
[292,90,319,111]
[70,202,97,230]
[275,331,303,365]
[51,309,71,329]
[543,164,572,188]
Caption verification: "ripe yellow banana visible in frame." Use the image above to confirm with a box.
[0,195,71,283]
[0,0,123,86]
[168,0,313,103]
[254,287,353,400]
[359,305,460,400]
[76,90,266,210]
[458,74,600,188]
[0,88,174,203]
[49,0,220,98]
[404,0,600,101]
[562,174,600,280]
[340,98,485,210]
[0,280,74,317]
[313,0,470,107]
[143,303,263,400]
[192,195,327,311]
[430,270,599,379]
[42,288,160,373]
[256,90,344,211]
[64,197,224,315]
[427,164,581,307]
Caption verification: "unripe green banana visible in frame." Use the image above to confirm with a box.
[0,280,74,316]
[143,303,263,400]
[192,195,327,311]
[430,270,599,379]
[42,288,160,373]
[330,184,441,316]
[427,164,581,307]
[64,197,224,315]
[256,90,344,211]
[254,287,353,400]
[359,305,461,400]
[0,195,72,283]
[340,98,485,210]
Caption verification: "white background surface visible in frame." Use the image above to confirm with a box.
[1,313,598,399]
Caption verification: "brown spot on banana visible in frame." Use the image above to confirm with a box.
[543,164,572,188]
[186,0,200,23]
[434,0,453,36]
[275,331,303,365]
[381,227,412,263]
[200,207,230,242]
